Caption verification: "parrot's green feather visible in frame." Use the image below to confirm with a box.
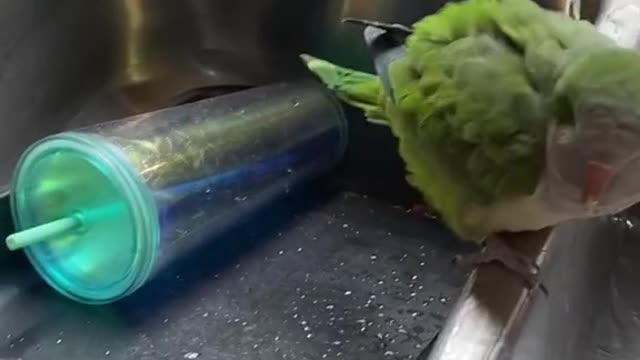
[301,55,389,125]
[302,0,625,241]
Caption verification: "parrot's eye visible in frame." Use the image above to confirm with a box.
[555,126,576,145]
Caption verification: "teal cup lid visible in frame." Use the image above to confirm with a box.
[7,132,160,304]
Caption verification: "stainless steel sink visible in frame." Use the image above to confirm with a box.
[2,1,640,360]
[426,3,640,359]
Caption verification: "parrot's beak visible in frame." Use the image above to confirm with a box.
[582,160,614,208]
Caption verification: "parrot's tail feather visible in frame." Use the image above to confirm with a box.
[300,54,389,126]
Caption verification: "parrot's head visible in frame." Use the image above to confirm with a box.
[549,47,640,214]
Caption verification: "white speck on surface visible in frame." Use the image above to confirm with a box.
[410,292,417,297]
[325,304,335,310]
[278,250,284,255]
[332,341,342,346]
[420,262,425,267]
[202,312,209,318]
[56,339,63,344]
[275,336,280,342]
[306,333,314,339]
[105,350,111,356]
[303,326,311,332]
[344,291,352,296]
[440,297,448,304]
[412,275,418,281]
[184,352,200,359]
[385,351,395,356]
[297,248,303,252]
[342,224,349,228]
[163,318,169,323]
[370,255,377,260]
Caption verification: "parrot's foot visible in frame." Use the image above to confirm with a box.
[342,18,414,35]
[410,203,438,220]
[454,237,548,296]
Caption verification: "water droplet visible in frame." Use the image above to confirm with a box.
[410,292,417,297]
[297,248,303,252]
[418,285,424,290]
[105,350,111,356]
[163,318,169,323]
[377,280,384,285]
[385,350,395,356]
[342,224,349,228]
[420,262,426,267]
[242,321,248,326]
[278,250,284,255]
[411,275,418,281]
[202,312,209,318]
[440,297,448,304]
[293,314,299,319]
[322,354,328,358]
[344,291,352,296]
[287,168,293,174]
[332,341,342,346]
[306,333,314,339]
[253,344,259,349]
[184,352,200,359]
[325,304,335,310]
[275,336,280,341]
[378,305,385,309]
[370,255,377,260]
[56,339,63,344]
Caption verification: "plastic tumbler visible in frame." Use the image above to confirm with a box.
[6,81,347,304]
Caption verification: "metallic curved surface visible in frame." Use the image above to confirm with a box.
[3,1,640,359]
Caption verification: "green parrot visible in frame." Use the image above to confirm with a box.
[302,0,640,288]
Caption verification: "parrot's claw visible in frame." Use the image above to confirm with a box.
[410,203,438,220]
[454,237,548,296]
[342,18,414,35]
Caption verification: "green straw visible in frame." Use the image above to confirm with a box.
[6,215,83,251]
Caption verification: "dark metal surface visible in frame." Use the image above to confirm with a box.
[0,191,468,360]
